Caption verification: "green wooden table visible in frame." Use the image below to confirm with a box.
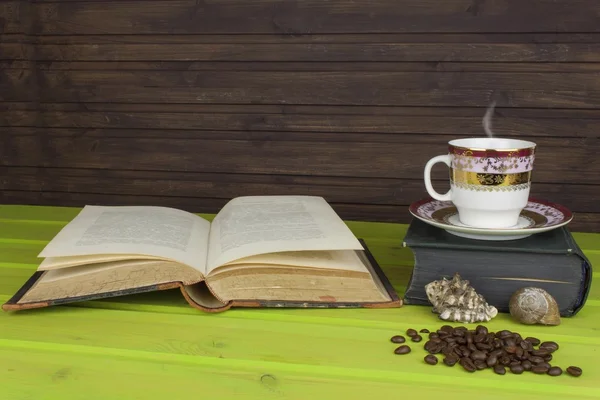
[1,205,598,399]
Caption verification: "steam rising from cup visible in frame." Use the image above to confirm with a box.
[482,101,496,138]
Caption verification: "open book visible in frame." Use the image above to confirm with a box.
[3,196,401,312]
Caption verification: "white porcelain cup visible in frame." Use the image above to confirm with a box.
[424,137,537,229]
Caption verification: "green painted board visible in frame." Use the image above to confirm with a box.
[0,205,598,399]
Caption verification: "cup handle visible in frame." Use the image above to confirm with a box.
[424,155,452,201]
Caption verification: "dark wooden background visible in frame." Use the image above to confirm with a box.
[1,0,599,232]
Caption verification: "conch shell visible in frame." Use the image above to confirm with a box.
[425,273,498,324]
[509,287,561,326]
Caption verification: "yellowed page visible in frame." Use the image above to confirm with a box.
[206,196,363,274]
[218,250,368,273]
[38,205,210,274]
[38,254,165,271]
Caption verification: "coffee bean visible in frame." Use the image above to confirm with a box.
[470,350,487,361]
[510,364,525,374]
[406,329,418,337]
[504,338,516,348]
[497,330,512,339]
[500,356,511,366]
[509,360,521,367]
[529,356,545,364]
[520,340,533,351]
[531,349,550,357]
[475,343,492,351]
[412,335,423,343]
[468,343,478,352]
[474,333,486,343]
[515,347,524,359]
[394,345,411,355]
[475,325,488,336]
[444,355,459,366]
[429,332,439,340]
[493,365,506,375]
[391,335,406,344]
[474,360,487,370]
[424,355,438,365]
[540,341,559,352]
[525,337,541,346]
[566,366,582,377]
[521,360,532,371]
[532,365,549,374]
[548,366,562,376]
[544,355,553,362]
[538,362,552,370]
[505,345,518,354]
[420,328,430,334]
[453,326,467,336]
[440,325,454,334]
[486,355,498,367]
[459,357,476,373]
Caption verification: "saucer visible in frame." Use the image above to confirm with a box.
[408,197,573,241]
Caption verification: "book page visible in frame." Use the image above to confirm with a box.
[218,250,368,273]
[38,205,210,274]
[206,196,363,273]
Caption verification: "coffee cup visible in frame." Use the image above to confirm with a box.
[424,137,536,229]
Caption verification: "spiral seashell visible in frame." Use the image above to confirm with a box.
[508,287,561,326]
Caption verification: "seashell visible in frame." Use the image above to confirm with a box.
[425,273,498,324]
[509,287,560,326]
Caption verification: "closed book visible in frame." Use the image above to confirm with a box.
[402,218,592,317]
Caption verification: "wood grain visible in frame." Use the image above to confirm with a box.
[5,43,599,62]
[1,167,598,212]
[8,0,600,34]
[2,0,600,232]
[1,134,598,183]
[1,190,597,233]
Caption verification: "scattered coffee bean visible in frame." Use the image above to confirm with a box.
[510,364,524,374]
[493,365,506,375]
[548,366,563,376]
[529,356,545,364]
[444,354,460,366]
[470,350,487,361]
[459,357,476,373]
[388,325,580,379]
[424,355,438,365]
[532,365,549,374]
[525,337,541,346]
[540,341,559,353]
[394,345,411,355]
[391,335,406,344]
[486,354,498,367]
[474,360,487,370]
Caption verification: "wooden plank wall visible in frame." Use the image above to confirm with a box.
[1,0,599,232]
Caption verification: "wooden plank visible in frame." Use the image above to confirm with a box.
[5,60,600,73]
[4,74,600,108]
[12,43,600,62]
[1,190,598,233]
[7,103,600,119]
[1,166,598,213]
[1,134,598,183]
[26,70,600,92]
[24,32,600,44]
[0,1,28,34]
[15,0,600,34]
[2,111,599,139]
